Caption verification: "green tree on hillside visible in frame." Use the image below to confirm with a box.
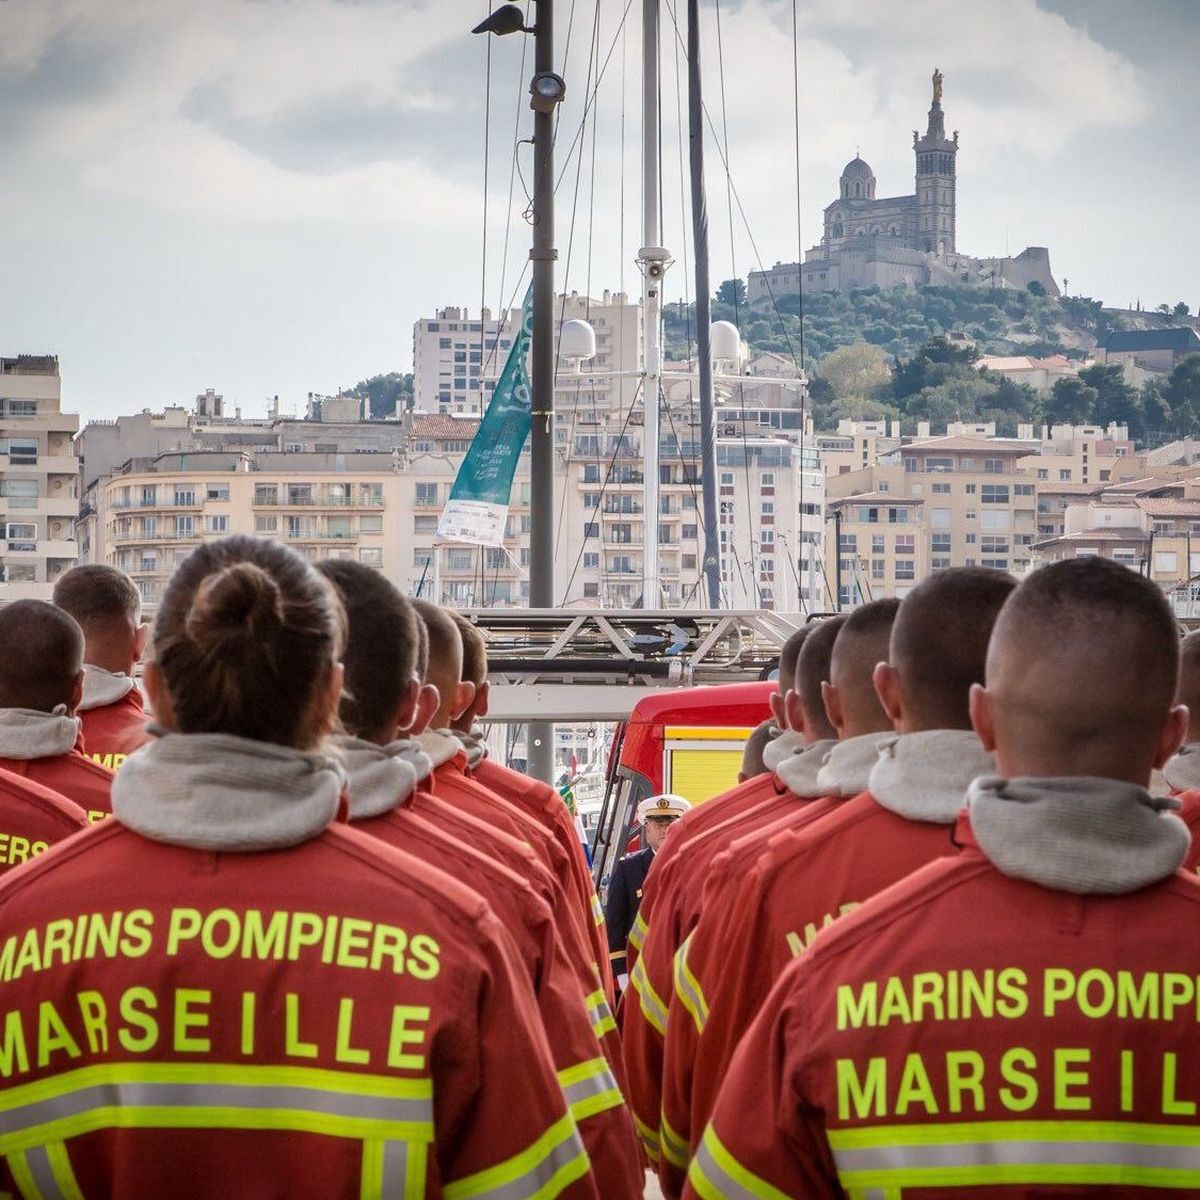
[716,279,747,309]
[1077,363,1136,427]
[348,372,413,419]
[818,343,892,400]
[1044,377,1099,427]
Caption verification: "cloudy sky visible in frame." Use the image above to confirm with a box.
[0,0,1196,420]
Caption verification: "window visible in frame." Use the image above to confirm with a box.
[872,559,885,580]
[839,534,858,553]
[206,484,230,502]
[140,485,157,507]
[583,552,600,569]
[981,485,1009,504]
[414,515,438,534]
[358,514,382,534]
[254,485,278,506]
[932,533,951,553]
[0,438,38,464]
[1154,551,1179,576]
[924,457,953,473]
[1014,484,1034,496]
[584,582,600,598]
[761,501,774,516]
[0,480,38,508]
[895,535,915,555]
[415,482,439,507]
[682,524,698,540]
[870,533,885,554]
[761,530,775,545]
[1059,469,1072,481]
[175,516,194,538]
[5,522,37,550]
[358,548,383,566]
[895,560,915,581]
[984,459,1004,474]
[583,522,599,539]
[981,537,1008,554]
[583,493,599,509]
[683,554,697,570]
[980,510,1010,531]
[255,516,278,534]
[931,482,951,495]
[141,516,157,537]
[932,556,951,570]
[174,489,196,507]
[982,559,1009,570]
[930,508,952,529]
[287,484,313,506]
[207,515,229,533]
[1037,469,1049,480]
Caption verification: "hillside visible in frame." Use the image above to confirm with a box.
[665,284,1198,371]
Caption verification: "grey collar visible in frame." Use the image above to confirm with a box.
[420,728,464,770]
[815,733,890,799]
[79,665,136,712]
[1163,742,1200,793]
[761,729,805,775]
[775,738,838,799]
[869,730,995,823]
[455,727,488,771]
[332,734,432,820]
[968,776,1190,894]
[0,707,80,760]
[113,732,345,852]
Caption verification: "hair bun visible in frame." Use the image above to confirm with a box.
[185,561,285,649]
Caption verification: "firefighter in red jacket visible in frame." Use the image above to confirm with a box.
[0,765,86,873]
[53,562,152,771]
[449,612,614,994]
[691,555,1200,1198]
[0,535,596,1200]
[0,600,114,821]
[317,561,642,1197]
[668,570,1013,1187]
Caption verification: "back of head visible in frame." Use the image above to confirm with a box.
[153,536,344,749]
[740,719,777,781]
[317,560,419,741]
[0,601,84,713]
[770,625,812,731]
[1178,630,1200,743]
[411,600,464,725]
[984,557,1180,782]
[453,614,489,691]
[795,616,845,741]
[53,564,140,643]
[829,600,899,737]
[890,567,1016,731]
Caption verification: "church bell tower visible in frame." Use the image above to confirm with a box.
[913,68,958,255]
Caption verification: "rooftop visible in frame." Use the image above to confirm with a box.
[905,436,1030,454]
[411,413,482,440]
[829,491,923,506]
[1,355,58,376]
[1104,327,1200,354]
[1035,527,1148,547]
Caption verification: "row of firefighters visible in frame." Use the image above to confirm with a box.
[0,540,1197,1197]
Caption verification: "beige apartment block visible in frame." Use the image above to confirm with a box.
[1016,423,1134,489]
[827,492,927,607]
[825,436,1038,599]
[79,409,825,616]
[0,356,80,601]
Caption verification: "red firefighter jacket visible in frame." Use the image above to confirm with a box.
[671,788,964,1173]
[622,772,797,1163]
[656,795,841,1193]
[412,774,606,1024]
[1175,789,1200,869]
[0,767,87,875]
[0,743,113,825]
[353,803,642,1197]
[0,817,598,1199]
[79,689,151,772]
[688,814,1200,1198]
[470,755,614,1003]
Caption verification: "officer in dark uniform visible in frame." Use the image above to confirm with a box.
[605,793,691,990]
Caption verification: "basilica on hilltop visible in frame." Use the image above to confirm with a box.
[748,71,1059,301]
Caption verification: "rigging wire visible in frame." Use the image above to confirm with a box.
[712,0,761,608]
[474,1,495,606]
[791,0,811,614]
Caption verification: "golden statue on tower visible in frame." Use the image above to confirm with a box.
[932,68,944,104]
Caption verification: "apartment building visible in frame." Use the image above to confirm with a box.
[412,292,641,417]
[827,493,927,608]
[0,356,80,601]
[78,403,826,615]
[825,435,1038,599]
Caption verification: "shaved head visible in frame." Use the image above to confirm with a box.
[770,625,812,732]
[794,616,844,741]
[974,557,1183,785]
[1178,631,1200,743]
[826,600,899,738]
[0,601,84,713]
[412,600,466,729]
[453,613,489,690]
[740,719,778,782]
[886,568,1016,731]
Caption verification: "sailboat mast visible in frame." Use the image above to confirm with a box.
[639,0,667,608]
[687,0,722,607]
